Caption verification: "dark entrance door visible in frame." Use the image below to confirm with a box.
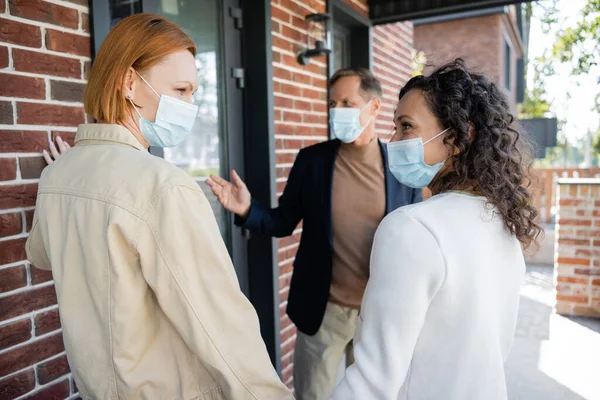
[90,0,249,293]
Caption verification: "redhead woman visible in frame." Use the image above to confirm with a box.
[330,59,542,400]
[26,14,292,400]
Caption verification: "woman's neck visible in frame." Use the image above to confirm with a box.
[117,113,150,149]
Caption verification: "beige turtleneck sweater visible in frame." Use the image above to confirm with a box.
[329,138,386,309]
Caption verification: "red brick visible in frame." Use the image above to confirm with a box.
[575,229,600,238]
[272,5,291,23]
[281,25,303,42]
[37,355,70,384]
[0,158,17,181]
[0,237,27,265]
[1,74,46,102]
[50,79,85,103]
[0,17,42,48]
[275,152,297,165]
[304,114,324,124]
[0,285,57,321]
[0,184,38,209]
[293,72,312,85]
[557,276,590,285]
[0,212,22,238]
[45,29,90,57]
[19,156,47,180]
[557,257,590,267]
[303,88,325,100]
[0,318,32,351]
[0,264,27,294]
[17,103,85,126]
[82,12,89,33]
[575,268,600,276]
[592,279,600,286]
[0,130,49,153]
[31,266,53,285]
[559,199,585,207]
[0,332,64,377]
[560,219,593,227]
[0,45,8,69]
[275,122,295,135]
[275,95,294,109]
[23,379,69,400]
[13,48,81,79]
[283,111,302,123]
[9,0,79,29]
[0,100,13,124]
[0,369,35,399]
[0,0,4,13]
[280,83,302,97]
[556,295,589,304]
[34,308,61,336]
[272,35,292,52]
[558,238,591,247]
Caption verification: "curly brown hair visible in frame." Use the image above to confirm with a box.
[399,59,543,249]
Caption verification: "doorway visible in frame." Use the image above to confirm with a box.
[90,0,249,293]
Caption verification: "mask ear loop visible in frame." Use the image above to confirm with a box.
[423,127,450,145]
[127,96,143,119]
[134,70,161,99]
[386,126,396,143]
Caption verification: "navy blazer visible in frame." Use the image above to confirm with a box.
[236,139,422,335]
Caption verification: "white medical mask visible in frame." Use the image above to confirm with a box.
[387,128,450,189]
[329,100,373,143]
[129,71,198,148]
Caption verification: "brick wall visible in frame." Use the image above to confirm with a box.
[555,179,600,318]
[271,0,413,391]
[0,0,89,398]
[372,21,413,137]
[413,11,522,112]
[414,15,502,82]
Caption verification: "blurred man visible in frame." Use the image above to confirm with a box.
[207,68,422,400]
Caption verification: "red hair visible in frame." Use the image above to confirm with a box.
[85,14,196,123]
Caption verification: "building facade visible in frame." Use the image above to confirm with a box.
[413,5,526,113]
[0,0,530,397]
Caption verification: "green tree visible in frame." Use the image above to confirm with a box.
[519,57,553,119]
[593,129,600,156]
[553,0,600,74]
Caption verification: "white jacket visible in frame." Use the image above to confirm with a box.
[331,192,525,400]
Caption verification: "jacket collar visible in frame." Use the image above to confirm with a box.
[75,124,147,151]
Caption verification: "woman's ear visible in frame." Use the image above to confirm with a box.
[467,122,476,142]
[123,67,136,100]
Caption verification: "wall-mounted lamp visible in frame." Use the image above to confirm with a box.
[297,13,331,66]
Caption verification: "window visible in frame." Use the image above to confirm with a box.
[504,40,512,90]
[333,24,350,72]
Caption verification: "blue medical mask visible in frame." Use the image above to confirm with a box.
[329,100,373,143]
[129,72,198,148]
[387,128,450,189]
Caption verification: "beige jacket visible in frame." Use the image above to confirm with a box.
[26,124,293,400]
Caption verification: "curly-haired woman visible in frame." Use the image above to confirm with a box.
[330,59,542,400]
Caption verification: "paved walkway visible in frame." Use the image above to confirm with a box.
[505,265,600,400]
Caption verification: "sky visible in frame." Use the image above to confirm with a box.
[527,0,599,143]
